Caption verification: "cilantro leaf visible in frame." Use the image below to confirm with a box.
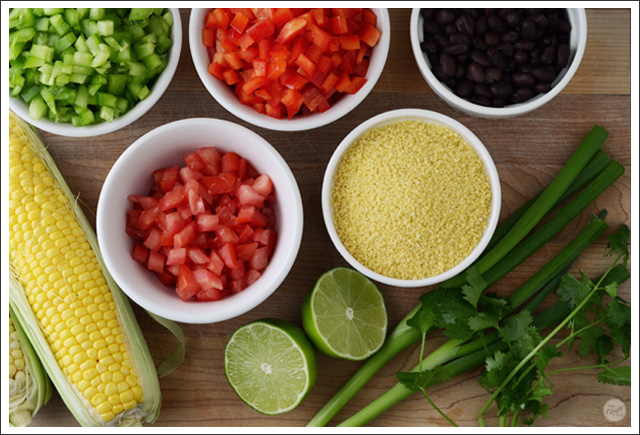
[461,266,486,309]
[397,366,454,392]
[536,344,562,373]
[420,288,478,341]
[556,273,593,309]
[597,366,631,386]
[468,312,500,332]
[606,224,630,265]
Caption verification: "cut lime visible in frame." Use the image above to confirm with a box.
[224,318,317,415]
[301,267,388,361]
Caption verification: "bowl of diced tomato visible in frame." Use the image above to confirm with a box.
[96,118,303,324]
[189,7,390,131]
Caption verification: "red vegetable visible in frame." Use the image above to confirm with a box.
[202,8,382,120]
[127,147,277,302]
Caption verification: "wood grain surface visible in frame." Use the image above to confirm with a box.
[24,8,632,428]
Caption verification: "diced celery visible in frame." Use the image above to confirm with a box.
[74,35,89,52]
[126,61,147,78]
[74,85,89,108]
[97,20,114,36]
[64,8,80,28]
[142,52,163,70]
[156,34,172,54]
[34,17,49,32]
[129,8,153,21]
[39,88,57,114]
[80,19,98,38]
[30,44,54,62]
[97,92,117,108]
[138,85,151,100]
[90,8,106,20]
[99,105,115,122]
[75,106,96,125]
[10,28,36,43]
[91,51,111,68]
[73,51,93,67]
[69,73,89,84]
[53,32,77,53]
[50,13,71,36]
[76,8,89,19]
[162,11,173,27]
[107,74,127,96]
[149,15,169,37]
[24,56,46,69]
[116,97,129,113]
[55,74,70,86]
[21,85,41,103]
[28,94,48,120]
[43,8,64,16]
[134,41,156,59]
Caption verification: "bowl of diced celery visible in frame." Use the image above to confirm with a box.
[8,8,181,137]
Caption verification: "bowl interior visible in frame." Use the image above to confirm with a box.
[189,8,391,131]
[322,109,501,288]
[97,118,303,323]
[9,8,182,137]
[410,8,587,118]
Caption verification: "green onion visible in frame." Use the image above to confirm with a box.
[8,8,173,126]
[306,128,618,427]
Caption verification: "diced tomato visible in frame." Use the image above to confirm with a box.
[177,265,201,301]
[246,269,262,286]
[203,28,215,47]
[166,247,187,266]
[359,23,381,47]
[249,246,270,271]
[219,243,239,269]
[230,12,250,33]
[147,250,166,273]
[196,213,219,232]
[132,242,149,264]
[174,221,197,249]
[127,146,277,302]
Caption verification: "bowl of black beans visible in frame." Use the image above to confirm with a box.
[410,8,587,118]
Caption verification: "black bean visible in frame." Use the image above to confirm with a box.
[444,42,469,56]
[476,15,488,36]
[514,50,529,64]
[532,13,549,28]
[420,9,434,20]
[474,83,491,98]
[557,19,571,34]
[456,51,470,63]
[489,81,513,98]
[492,97,507,107]
[504,9,521,28]
[534,82,551,93]
[470,50,491,67]
[556,43,570,68]
[435,9,456,26]
[502,30,520,43]
[484,32,500,46]
[529,48,541,67]
[420,40,438,55]
[517,63,532,73]
[455,80,474,98]
[511,72,535,87]
[439,53,457,77]
[514,39,535,51]
[497,41,514,56]
[467,62,485,83]
[472,36,488,51]
[547,11,559,32]
[487,48,506,69]
[522,19,536,40]
[445,77,459,89]
[456,14,476,36]
[456,63,466,79]
[487,15,506,34]
[423,20,441,35]
[515,87,535,101]
[469,95,492,106]
[434,33,449,48]
[531,65,556,82]
[540,45,556,65]
[485,67,503,83]
[445,24,458,36]
[433,65,448,82]
[450,32,470,45]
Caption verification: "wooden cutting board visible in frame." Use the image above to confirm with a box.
[27,8,632,428]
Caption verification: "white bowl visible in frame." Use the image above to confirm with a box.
[9,8,182,137]
[97,118,304,324]
[189,8,390,131]
[322,109,501,288]
[410,8,587,119]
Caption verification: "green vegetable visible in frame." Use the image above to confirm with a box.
[306,127,623,427]
[8,7,172,126]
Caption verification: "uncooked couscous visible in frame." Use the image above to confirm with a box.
[331,120,492,280]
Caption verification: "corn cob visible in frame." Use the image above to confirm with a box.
[9,306,53,427]
[8,110,163,426]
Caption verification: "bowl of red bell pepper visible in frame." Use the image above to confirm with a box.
[189,7,390,131]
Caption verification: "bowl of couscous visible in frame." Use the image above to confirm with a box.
[321,109,501,288]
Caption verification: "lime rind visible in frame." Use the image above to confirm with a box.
[224,319,317,415]
[303,267,388,361]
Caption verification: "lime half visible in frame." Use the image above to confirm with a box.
[224,318,317,415]
[302,267,388,361]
